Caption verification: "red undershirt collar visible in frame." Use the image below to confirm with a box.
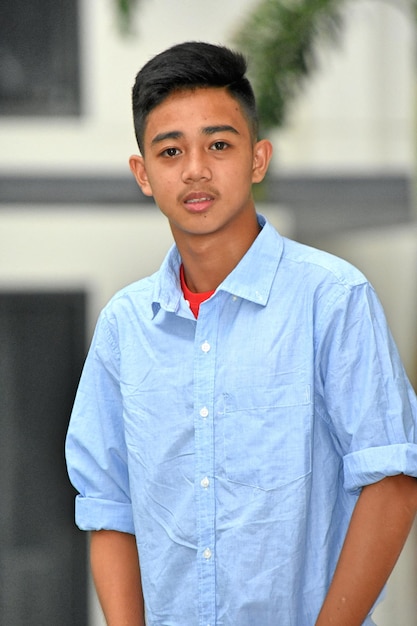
[180,264,215,318]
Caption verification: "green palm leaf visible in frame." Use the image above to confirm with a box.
[233,0,348,131]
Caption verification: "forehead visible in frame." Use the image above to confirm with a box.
[143,87,252,143]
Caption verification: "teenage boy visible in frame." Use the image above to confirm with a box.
[66,41,417,626]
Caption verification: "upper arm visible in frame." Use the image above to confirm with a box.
[315,282,417,491]
[65,312,134,533]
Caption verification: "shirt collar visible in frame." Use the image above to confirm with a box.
[218,215,283,305]
[151,214,284,316]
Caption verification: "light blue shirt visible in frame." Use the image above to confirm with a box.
[66,215,417,626]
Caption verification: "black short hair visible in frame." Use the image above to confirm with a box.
[132,41,259,153]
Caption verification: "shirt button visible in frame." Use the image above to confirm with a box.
[201,341,211,353]
[200,477,210,488]
[232,295,238,302]
[200,406,209,418]
[203,548,212,560]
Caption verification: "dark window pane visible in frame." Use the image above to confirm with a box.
[0,291,87,625]
[0,0,81,116]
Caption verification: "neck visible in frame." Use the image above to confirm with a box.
[175,214,261,293]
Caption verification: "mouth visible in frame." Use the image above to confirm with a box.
[182,191,215,213]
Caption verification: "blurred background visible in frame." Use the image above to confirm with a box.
[0,0,416,624]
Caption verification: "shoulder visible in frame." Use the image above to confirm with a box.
[279,236,368,291]
[101,242,179,322]
[273,235,379,333]
[86,274,158,356]
[102,272,158,322]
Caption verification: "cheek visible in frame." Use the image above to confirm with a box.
[234,161,257,188]
[147,173,178,203]
[220,157,251,180]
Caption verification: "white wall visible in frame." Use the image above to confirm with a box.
[272,0,416,174]
[0,0,414,176]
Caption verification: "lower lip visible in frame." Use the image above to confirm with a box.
[184,199,213,213]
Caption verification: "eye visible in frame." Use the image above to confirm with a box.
[210,141,229,151]
[161,147,181,157]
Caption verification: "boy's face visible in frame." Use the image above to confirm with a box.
[129,87,272,241]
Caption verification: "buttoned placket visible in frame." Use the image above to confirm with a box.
[193,298,218,626]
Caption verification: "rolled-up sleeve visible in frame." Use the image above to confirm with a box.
[65,310,135,534]
[344,443,417,492]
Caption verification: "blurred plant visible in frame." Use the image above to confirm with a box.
[114,0,142,33]
[233,0,417,133]
[233,0,346,132]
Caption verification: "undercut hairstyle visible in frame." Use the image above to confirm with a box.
[132,41,259,153]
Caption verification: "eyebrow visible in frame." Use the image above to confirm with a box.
[203,125,239,136]
[151,125,240,146]
[151,131,182,145]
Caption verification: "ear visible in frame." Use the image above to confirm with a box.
[129,154,154,197]
[251,139,273,184]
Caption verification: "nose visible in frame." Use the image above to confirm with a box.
[181,149,212,183]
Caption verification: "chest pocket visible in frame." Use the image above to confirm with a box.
[221,383,312,491]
